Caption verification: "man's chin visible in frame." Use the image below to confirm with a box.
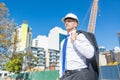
[66,27,71,30]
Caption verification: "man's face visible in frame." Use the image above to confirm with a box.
[64,18,78,32]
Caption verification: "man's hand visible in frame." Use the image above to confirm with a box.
[71,32,78,42]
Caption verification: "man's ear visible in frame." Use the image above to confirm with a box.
[75,23,78,28]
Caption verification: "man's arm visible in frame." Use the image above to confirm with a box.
[71,33,94,59]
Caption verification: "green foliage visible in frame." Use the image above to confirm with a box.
[5,52,38,73]
[5,58,22,73]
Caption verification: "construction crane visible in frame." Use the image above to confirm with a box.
[87,0,99,34]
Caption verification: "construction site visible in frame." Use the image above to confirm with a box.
[0,0,120,80]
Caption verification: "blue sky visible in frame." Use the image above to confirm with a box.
[1,0,120,50]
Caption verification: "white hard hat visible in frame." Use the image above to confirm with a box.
[62,13,79,23]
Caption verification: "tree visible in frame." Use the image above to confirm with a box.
[0,3,38,73]
[5,58,22,73]
[5,28,38,73]
[0,2,15,68]
[5,52,38,73]
[5,28,37,73]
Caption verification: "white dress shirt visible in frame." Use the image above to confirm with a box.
[59,30,94,77]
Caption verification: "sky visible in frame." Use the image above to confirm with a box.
[1,0,120,50]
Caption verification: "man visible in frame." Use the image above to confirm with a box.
[59,13,96,80]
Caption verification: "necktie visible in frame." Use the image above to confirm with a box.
[62,34,69,75]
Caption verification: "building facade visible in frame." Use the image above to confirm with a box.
[17,22,32,52]
[31,47,46,70]
[32,26,67,70]
[48,49,60,70]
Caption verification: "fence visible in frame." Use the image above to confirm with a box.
[11,64,120,80]
[11,70,59,80]
[99,65,120,80]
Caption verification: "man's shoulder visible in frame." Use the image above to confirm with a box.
[76,30,95,39]
[76,30,93,35]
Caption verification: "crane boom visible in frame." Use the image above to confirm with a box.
[87,0,98,33]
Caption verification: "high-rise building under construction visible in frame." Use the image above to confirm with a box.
[117,32,120,47]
